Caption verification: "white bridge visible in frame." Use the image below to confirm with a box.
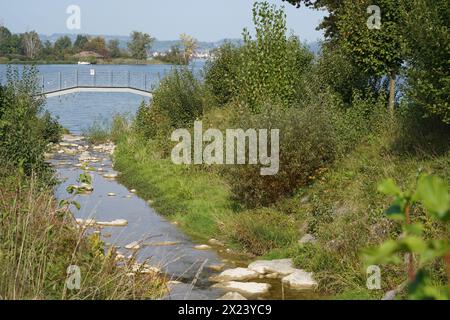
[39,69,154,98]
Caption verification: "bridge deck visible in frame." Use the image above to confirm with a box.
[44,86,153,98]
[38,69,156,98]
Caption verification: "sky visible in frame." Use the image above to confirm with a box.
[0,0,326,42]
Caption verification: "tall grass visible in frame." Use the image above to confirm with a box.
[0,174,165,300]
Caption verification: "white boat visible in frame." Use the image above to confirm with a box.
[78,61,91,65]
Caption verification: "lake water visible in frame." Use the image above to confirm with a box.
[0,61,205,134]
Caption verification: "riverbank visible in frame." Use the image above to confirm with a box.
[111,120,450,300]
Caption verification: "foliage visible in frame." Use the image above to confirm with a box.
[364,175,450,299]
[0,66,60,179]
[0,175,165,300]
[402,0,450,124]
[227,208,297,255]
[128,31,154,60]
[204,43,243,105]
[179,33,198,64]
[235,2,314,111]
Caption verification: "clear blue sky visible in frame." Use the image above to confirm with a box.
[0,0,325,42]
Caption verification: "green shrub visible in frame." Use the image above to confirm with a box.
[227,208,297,255]
[204,43,243,105]
[224,102,338,207]
[234,2,314,111]
[0,66,60,180]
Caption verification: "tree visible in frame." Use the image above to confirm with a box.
[84,36,109,57]
[0,26,12,55]
[128,31,154,60]
[180,33,198,64]
[73,34,89,52]
[403,0,450,124]
[282,0,342,39]
[108,39,121,58]
[54,36,72,57]
[336,0,406,114]
[22,31,41,59]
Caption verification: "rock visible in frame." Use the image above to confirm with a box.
[147,199,154,205]
[130,189,137,193]
[217,292,248,300]
[96,219,128,227]
[208,238,225,247]
[115,254,126,261]
[107,193,116,197]
[212,281,271,298]
[76,218,96,227]
[124,241,140,250]
[282,270,318,290]
[208,264,226,272]
[300,196,310,204]
[265,273,279,279]
[248,259,297,276]
[194,244,211,250]
[131,263,160,275]
[103,173,118,179]
[79,183,94,192]
[62,134,84,142]
[299,234,317,245]
[79,151,93,162]
[211,268,260,282]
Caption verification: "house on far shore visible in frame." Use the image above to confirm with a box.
[74,51,105,61]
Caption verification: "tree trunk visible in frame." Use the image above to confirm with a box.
[389,71,396,115]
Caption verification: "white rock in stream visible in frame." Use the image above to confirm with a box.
[124,241,141,250]
[217,292,248,300]
[103,173,118,179]
[248,259,297,276]
[96,219,128,227]
[211,268,260,282]
[76,218,96,227]
[212,281,271,298]
[107,193,116,197]
[194,244,211,250]
[282,270,318,290]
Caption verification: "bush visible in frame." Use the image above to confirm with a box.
[226,208,297,256]
[0,66,60,179]
[224,102,338,207]
[204,43,243,105]
[234,2,314,111]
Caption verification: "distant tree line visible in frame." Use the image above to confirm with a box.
[0,26,199,65]
[0,27,154,62]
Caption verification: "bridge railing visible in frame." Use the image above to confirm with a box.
[40,70,158,94]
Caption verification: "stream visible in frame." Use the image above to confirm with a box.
[48,135,320,300]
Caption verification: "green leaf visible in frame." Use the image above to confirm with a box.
[363,240,401,265]
[378,179,402,196]
[400,236,428,254]
[415,175,450,221]
[403,223,424,236]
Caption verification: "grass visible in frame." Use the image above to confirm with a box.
[112,117,450,299]
[113,132,235,242]
[0,173,166,300]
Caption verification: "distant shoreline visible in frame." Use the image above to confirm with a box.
[0,58,171,66]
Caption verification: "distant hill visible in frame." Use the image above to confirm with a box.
[38,33,243,53]
[39,33,320,55]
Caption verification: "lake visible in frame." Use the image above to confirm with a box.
[0,61,205,134]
